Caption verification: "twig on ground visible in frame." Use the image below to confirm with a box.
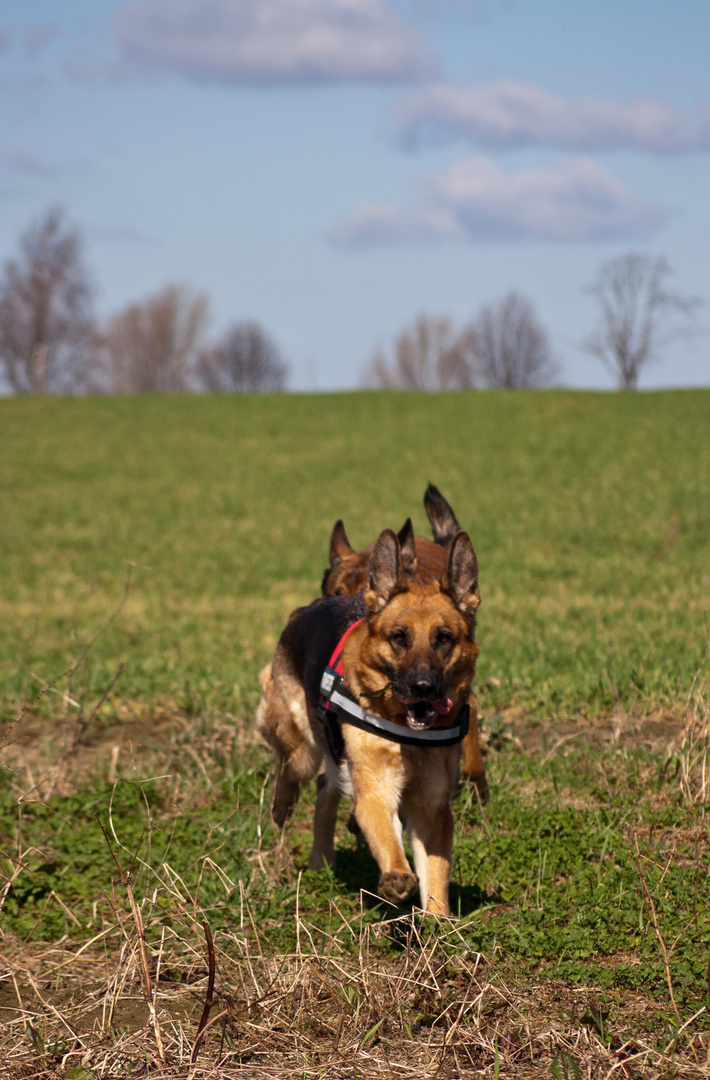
[190,920,216,1064]
[96,814,166,1063]
[124,871,166,1063]
[43,660,127,801]
[632,831,682,1029]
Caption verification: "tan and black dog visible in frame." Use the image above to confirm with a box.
[257,528,479,915]
[320,484,488,799]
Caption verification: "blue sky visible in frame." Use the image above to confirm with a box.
[1,0,708,390]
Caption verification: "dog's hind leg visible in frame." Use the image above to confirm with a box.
[461,696,488,800]
[256,664,321,826]
[271,760,302,827]
[308,765,341,870]
[269,711,322,826]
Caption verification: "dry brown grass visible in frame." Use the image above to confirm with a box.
[1,878,707,1080]
[3,683,710,1078]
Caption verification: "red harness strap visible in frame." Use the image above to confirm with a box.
[327,618,364,678]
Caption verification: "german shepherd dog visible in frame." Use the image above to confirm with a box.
[322,483,458,597]
[257,528,479,915]
[320,484,487,798]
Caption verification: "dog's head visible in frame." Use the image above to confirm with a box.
[355,528,479,731]
[322,516,450,597]
[321,487,460,597]
[322,518,423,597]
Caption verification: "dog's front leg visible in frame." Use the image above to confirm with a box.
[356,794,418,904]
[404,799,454,916]
[349,762,418,905]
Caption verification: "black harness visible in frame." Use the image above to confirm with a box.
[317,619,470,764]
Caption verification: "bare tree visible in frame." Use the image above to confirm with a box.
[363,314,477,390]
[473,292,557,390]
[583,254,701,390]
[100,284,208,393]
[0,207,94,394]
[196,320,287,393]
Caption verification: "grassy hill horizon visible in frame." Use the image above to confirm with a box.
[1,388,708,722]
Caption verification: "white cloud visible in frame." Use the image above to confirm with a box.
[393,81,710,153]
[329,201,462,246]
[113,0,438,85]
[329,155,662,246]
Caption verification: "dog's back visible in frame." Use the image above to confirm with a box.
[275,594,365,717]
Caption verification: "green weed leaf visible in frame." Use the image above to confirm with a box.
[551,1051,581,1080]
[26,1024,44,1055]
[361,1016,385,1047]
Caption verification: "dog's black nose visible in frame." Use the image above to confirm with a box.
[409,672,439,699]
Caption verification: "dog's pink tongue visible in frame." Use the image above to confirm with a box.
[433,698,453,715]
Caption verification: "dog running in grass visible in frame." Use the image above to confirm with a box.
[320,484,488,799]
[256,527,480,915]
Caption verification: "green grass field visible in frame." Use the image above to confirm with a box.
[2,390,709,719]
[1,390,710,1076]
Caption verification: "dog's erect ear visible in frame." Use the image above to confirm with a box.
[441,530,479,623]
[365,529,406,612]
[329,520,355,567]
[424,483,460,549]
[397,517,418,572]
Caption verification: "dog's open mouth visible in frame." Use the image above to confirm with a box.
[396,696,453,730]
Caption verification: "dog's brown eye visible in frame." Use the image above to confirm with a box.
[435,629,453,647]
[390,629,408,648]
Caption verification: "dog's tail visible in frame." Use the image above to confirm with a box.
[424,483,460,548]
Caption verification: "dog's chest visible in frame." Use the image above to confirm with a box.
[339,727,408,799]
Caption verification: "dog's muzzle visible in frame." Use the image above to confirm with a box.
[394,692,453,731]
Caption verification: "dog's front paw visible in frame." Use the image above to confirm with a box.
[378,870,418,905]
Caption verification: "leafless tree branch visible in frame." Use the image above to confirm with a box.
[98,284,208,393]
[473,292,558,390]
[196,320,287,393]
[0,207,95,395]
[583,253,701,390]
[363,314,478,391]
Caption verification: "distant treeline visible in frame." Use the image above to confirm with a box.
[0,207,700,395]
